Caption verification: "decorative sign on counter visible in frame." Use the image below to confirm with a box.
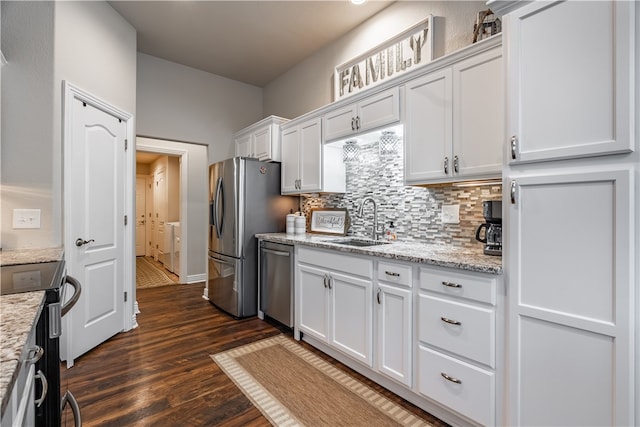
[334,15,434,100]
[309,208,350,235]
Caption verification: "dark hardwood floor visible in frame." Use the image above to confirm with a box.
[62,283,447,426]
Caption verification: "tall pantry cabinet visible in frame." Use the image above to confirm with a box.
[494,1,639,425]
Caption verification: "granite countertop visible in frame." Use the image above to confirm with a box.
[0,247,64,266]
[0,247,64,415]
[256,233,502,274]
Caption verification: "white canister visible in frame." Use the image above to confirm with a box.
[294,215,306,235]
[286,214,296,235]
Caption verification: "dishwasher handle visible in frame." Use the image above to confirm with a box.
[262,248,290,257]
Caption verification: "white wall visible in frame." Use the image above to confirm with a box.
[263,1,487,118]
[136,53,263,165]
[1,2,56,249]
[0,1,136,249]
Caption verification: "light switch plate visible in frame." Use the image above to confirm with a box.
[13,209,41,229]
[441,205,460,224]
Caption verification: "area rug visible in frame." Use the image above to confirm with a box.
[211,335,433,427]
[136,256,176,288]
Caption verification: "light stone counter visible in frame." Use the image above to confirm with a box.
[255,233,502,274]
[0,247,64,266]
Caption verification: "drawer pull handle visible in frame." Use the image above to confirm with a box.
[441,372,462,384]
[26,346,44,364]
[377,288,382,304]
[35,369,48,407]
[441,281,462,288]
[385,271,400,277]
[441,316,462,326]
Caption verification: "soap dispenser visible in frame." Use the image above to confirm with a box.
[385,221,397,241]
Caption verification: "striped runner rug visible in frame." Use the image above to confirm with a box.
[136,256,176,288]
[211,334,434,427]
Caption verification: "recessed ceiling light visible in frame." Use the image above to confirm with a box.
[351,0,366,5]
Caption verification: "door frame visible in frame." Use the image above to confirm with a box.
[135,142,189,285]
[62,81,136,335]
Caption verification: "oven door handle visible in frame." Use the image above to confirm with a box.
[62,275,82,317]
[61,390,82,427]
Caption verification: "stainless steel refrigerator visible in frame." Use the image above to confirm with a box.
[208,157,296,317]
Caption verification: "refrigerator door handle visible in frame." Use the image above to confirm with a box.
[214,177,224,238]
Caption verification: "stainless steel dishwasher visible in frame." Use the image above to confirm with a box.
[259,240,294,327]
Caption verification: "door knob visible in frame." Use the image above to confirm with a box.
[75,238,94,247]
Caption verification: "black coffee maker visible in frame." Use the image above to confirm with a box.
[475,200,502,256]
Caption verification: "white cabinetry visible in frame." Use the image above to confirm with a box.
[417,266,501,426]
[405,40,503,184]
[506,1,634,164]
[297,247,373,366]
[151,156,179,263]
[375,261,412,387]
[500,1,638,425]
[1,325,40,427]
[233,116,288,162]
[506,168,634,426]
[323,87,400,142]
[281,117,345,195]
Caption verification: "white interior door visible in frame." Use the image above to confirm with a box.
[135,177,146,256]
[65,98,126,363]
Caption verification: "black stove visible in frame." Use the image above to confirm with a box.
[1,260,81,426]
[0,261,65,295]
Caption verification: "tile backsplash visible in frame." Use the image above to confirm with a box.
[301,136,502,248]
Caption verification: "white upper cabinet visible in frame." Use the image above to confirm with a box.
[506,1,634,163]
[405,40,503,184]
[452,47,503,178]
[281,116,345,195]
[233,115,288,162]
[405,68,452,182]
[323,87,400,142]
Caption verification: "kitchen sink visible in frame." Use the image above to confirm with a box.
[326,238,391,247]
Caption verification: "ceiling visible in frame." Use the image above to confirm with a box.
[109,1,394,88]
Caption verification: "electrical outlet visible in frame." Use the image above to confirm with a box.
[441,205,460,224]
[13,209,41,229]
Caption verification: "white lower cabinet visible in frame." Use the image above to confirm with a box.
[417,345,495,427]
[506,168,635,426]
[417,265,501,426]
[295,246,504,426]
[376,261,413,387]
[297,247,373,366]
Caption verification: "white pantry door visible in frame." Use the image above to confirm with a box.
[135,177,146,256]
[66,98,126,363]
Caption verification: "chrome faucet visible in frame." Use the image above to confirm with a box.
[357,197,383,240]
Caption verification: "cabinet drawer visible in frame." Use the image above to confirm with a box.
[420,267,497,305]
[377,261,412,287]
[298,247,373,279]
[418,345,495,426]
[418,294,495,367]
